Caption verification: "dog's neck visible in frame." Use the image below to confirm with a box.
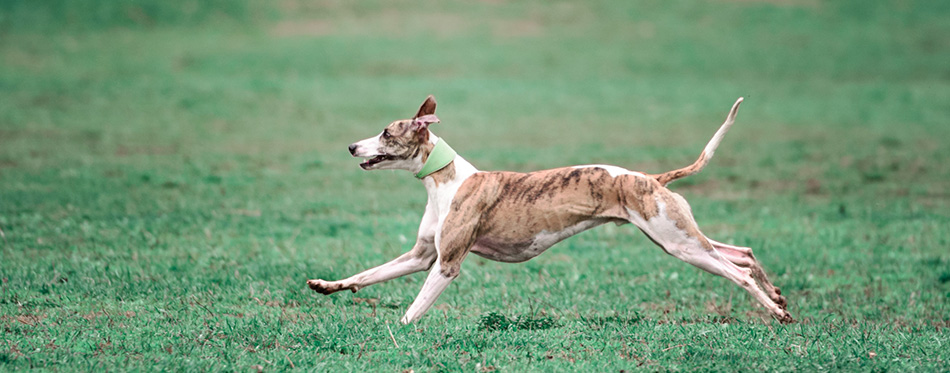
[415,137,457,179]
[418,134,478,211]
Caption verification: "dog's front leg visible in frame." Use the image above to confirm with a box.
[308,210,438,295]
[307,239,436,294]
[399,260,459,324]
[400,206,478,324]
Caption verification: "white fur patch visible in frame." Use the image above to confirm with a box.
[626,200,701,256]
[528,220,604,252]
[352,134,382,157]
[573,164,645,178]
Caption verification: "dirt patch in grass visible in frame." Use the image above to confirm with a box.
[722,0,821,8]
[81,311,137,321]
[114,145,178,157]
[12,314,46,326]
[269,9,548,39]
[271,20,334,37]
[492,19,543,38]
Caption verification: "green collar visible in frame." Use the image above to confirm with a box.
[415,139,457,179]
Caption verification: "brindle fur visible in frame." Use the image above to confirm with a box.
[381,120,429,161]
[309,95,793,324]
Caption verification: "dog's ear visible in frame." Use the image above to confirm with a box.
[414,95,437,119]
[409,114,440,132]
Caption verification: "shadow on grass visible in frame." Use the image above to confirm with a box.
[478,312,558,331]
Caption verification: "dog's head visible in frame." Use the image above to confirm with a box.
[349,95,440,172]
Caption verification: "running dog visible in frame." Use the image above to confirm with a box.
[308,96,792,324]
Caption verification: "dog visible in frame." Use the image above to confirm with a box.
[308,95,792,324]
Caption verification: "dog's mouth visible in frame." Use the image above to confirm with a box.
[360,154,394,169]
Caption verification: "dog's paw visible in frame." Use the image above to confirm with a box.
[307,279,341,295]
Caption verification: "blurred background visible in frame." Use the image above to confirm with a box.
[1,0,949,370]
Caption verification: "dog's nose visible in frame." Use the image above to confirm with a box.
[348,144,358,155]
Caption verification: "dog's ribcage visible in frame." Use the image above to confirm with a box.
[443,166,665,263]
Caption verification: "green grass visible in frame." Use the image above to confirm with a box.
[2,0,950,370]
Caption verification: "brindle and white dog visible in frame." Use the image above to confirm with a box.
[308,96,792,324]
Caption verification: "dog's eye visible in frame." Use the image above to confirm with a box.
[382,130,391,138]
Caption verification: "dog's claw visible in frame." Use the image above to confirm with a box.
[777,312,795,324]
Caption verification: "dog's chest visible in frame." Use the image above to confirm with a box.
[449,168,638,263]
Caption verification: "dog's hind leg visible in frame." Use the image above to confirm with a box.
[706,238,787,309]
[632,193,793,323]
[664,239,792,323]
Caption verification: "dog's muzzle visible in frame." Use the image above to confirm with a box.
[350,144,393,169]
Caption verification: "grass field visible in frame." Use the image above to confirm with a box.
[2,0,950,370]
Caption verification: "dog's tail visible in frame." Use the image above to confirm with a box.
[652,97,743,186]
